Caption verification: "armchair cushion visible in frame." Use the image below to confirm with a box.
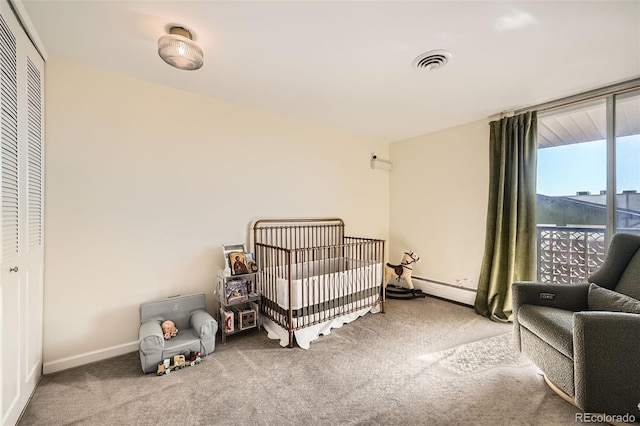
[511,281,588,350]
[588,283,640,314]
[517,305,574,359]
[614,249,640,300]
[588,232,640,290]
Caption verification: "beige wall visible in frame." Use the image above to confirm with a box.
[43,57,389,372]
[389,119,489,304]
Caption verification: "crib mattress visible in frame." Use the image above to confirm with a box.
[262,258,383,311]
[260,257,383,348]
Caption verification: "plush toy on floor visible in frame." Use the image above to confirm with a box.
[161,320,178,340]
[384,250,427,299]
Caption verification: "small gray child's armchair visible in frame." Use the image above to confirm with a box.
[138,293,217,374]
[513,232,640,417]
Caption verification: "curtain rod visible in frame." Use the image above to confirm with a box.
[512,76,640,115]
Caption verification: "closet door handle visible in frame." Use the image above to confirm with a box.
[9,267,18,273]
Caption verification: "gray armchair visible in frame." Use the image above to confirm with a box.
[138,293,217,374]
[513,233,640,417]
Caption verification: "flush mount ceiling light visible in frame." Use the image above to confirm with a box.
[158,26,203,70]
[412,49,453,72]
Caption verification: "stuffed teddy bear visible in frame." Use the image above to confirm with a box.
[161,320,178,340]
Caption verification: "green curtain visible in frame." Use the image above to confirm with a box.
[474,111,537,322]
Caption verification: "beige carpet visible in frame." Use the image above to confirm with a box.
[18,297,600,426]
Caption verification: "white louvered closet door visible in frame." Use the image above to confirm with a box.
[0,0,44,424]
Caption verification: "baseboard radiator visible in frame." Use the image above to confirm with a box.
[410,276,476,306]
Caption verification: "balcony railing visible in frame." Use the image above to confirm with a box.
[537,226,605,283]
[537,226,640,283]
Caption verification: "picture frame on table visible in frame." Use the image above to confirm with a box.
[230,252,249,275]
[245,253,258,273]
[222,244,246,272]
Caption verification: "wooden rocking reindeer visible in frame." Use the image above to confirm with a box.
[384,250,427,299]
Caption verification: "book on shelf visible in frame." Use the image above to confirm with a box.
[225,278,249,304]
[223,310,234,333]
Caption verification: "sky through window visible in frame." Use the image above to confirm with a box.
[537,135,640,197]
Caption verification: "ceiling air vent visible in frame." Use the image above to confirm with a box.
[412,49,453,72]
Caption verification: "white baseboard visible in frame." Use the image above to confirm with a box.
[43,341,138,374]
[412,277,476,306]
[42,281,473,374]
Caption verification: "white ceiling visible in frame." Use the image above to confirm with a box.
[20,0,640,143]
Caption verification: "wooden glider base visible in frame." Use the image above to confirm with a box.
[543,375,629,426]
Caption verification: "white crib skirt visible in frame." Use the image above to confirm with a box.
[262,304,381,349]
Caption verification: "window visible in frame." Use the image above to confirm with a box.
[615,92,640,234]
[536,89,640,283]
